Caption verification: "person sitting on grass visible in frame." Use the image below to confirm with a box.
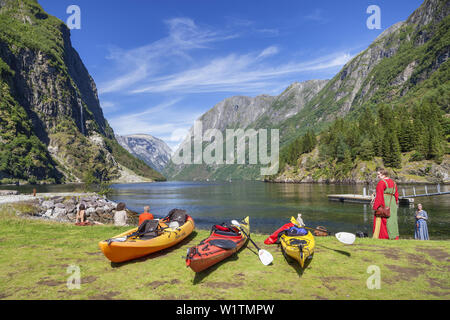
[114,202,128,226]
[76,204,86,224]
[139,205,154,226]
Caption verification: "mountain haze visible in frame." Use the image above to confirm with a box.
[116,134,172,173]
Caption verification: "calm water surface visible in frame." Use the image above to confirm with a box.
[105,181,449,239]
[6,181,448,239]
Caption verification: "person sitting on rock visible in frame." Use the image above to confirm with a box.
[76,204,86,224]
[114,202,128,226]
[139,205,154,225]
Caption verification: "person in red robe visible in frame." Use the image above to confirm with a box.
[372,168,399,240]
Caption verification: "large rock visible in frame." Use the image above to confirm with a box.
[41,200,55,209]
[52,207,67,218]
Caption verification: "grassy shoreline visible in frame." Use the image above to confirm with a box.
[0,203,449,300]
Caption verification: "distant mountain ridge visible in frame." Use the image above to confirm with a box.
[116,134,172,173]
[163,80,328,180]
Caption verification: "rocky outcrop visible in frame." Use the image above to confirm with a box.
[270,153,450,185]
[27,195,139,225]
[116,134,172,173]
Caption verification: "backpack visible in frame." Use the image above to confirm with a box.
[314,226,329,237]
[166,209,187,225]
[356,231,368,238]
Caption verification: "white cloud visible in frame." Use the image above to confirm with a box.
[98,17,238,95]
[257,46,279,59]
[130,50,352,94]
[98,16,353,97]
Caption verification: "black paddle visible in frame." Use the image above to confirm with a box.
[231,220,273,266]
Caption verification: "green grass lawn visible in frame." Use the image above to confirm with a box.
[0,203,449,300]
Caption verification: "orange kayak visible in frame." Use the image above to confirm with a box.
[99,215,195,263]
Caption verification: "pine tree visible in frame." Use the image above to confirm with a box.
[359,137,375,161]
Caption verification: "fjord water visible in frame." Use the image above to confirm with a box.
[107,181,449,239]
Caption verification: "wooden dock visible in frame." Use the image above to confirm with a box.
[327,194,414,205]
[328,184,449,206]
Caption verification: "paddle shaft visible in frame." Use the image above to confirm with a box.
[237,227,261,251]
[303,226,331,235]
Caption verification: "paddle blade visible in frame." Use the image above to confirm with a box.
[209,239,237,250]
[258,249,273,265]
[335,232,356,245]
[231,220,240,227]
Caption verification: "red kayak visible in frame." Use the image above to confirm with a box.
[185,217,249,272]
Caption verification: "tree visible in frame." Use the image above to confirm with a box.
[382,131,402,168]
[359,137,375,161]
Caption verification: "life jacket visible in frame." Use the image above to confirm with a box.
[264,223,295,245]
[211,223,240,237]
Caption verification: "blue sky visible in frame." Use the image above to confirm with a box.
[39,0,423,150]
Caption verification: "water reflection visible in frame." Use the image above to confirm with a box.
[4,181,448,239]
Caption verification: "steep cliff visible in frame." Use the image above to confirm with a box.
[0,0,165,183]
[278,0,449,142]
[273,0,450,183]
[164,80,328,180]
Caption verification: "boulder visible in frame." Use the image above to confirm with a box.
[52,207,67,218]
[51,196,65,203]
[85,207,96,217]
[65,204,76,214]
[43,209,53,218]
[41,200,54,209]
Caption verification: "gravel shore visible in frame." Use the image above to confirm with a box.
[0,192,97,204]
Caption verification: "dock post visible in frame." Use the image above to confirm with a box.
[363,187,367,197]
[425,185,428,195]
[402,189,405,197]
[437,184,441,193]
[413,187,416,196]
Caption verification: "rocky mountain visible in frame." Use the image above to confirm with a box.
[278,0,450,142]
[0,0,165,183]
[272,0,450,184]
[116,134,172,173]
[166,0,449,181]
[163,80,328,180]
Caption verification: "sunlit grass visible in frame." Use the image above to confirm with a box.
[0,204,448,300]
